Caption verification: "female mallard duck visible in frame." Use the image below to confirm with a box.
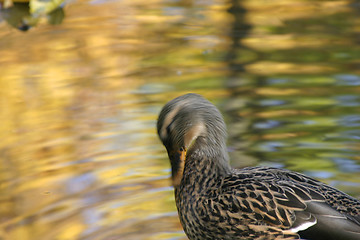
[157,93,360,240]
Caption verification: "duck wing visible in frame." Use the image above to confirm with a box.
[198,167,360,240]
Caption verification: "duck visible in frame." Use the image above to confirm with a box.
[157,93,360,240]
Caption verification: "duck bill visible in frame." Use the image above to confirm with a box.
[168,147,186,187]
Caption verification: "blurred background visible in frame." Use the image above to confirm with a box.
[1,0,360,239]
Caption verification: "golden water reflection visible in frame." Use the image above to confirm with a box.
[0,86,180,239]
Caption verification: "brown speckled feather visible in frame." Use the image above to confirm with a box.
[157,93,360,240]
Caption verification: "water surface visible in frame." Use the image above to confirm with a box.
[0,0,360,239]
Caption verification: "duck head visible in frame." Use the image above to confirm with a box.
[157,93,229,186]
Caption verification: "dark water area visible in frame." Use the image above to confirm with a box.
[0,0,360,239]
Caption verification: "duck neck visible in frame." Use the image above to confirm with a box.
[179,147,232,191]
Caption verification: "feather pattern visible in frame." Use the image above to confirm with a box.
[157,93,360,240]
